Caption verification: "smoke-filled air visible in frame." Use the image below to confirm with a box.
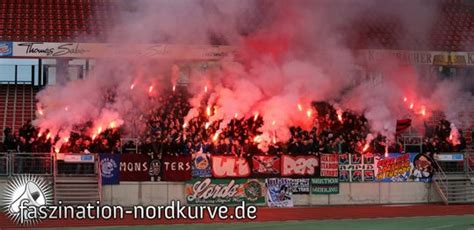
[33,0,473,153]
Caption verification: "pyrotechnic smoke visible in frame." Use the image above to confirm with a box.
[33,0,473,151]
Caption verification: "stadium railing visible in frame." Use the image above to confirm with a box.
[0,152,8,176]
[10,152,53,175]
[0,152,98,176]
[432,158,449,204]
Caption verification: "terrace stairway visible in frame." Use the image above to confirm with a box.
[433,155,474,204]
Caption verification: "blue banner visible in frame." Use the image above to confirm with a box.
[375,153,434,182]
[192,152,212,178]
[100,153,120,185]
[0,42,13,56]
[266,178,293,207]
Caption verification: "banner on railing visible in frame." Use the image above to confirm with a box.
[185,178,266,205]
[290,178,310,194]
[375,153,434,182]
[211,156,251,178]
[251,155,281,177]
[311,177,340,194]
[99,153,120,185]
[434,153,464,162]
[319,154,339,177]
[191,152,212,178]
[162,155,192,181]
[119,154,161,181]
[266,178,294,207]
[281,155,319,177]
[339,153,375,182]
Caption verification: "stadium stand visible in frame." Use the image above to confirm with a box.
[0,83,39,142]
[350,0,474,51]
[0,0,115,42]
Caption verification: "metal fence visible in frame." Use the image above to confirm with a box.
[434,152,472,174]
[0,152,98,177]
[0,153,8,176]
[10,153,53,175]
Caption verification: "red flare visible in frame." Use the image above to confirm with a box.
[46,133,51,140]
[54,147,60,153]
[172,85,176,92]
[272,136,277,144]
[205,122,210,129]
[272,120,276,126]
[183,123,187,129]
[38,109,44,116]
[337,110,343,122]
[37,132,42,138]
[420,106,426,116]
[306,109,312,118]
[254,112,259,121]
[409,103,414,110]
[297,104,303,112]
[97,126,103,134]
[148,85,154,93]
[204,86,208,93]
[403,97,407,102]
[212,131,221,142]
[130,84,135,90]
[253,136,261,143]
[64,106,69,111]
[206,106,211,117]
[63,137,69,142]
[234,113,239,119]
[92,134,97,140]
[449,134,453,141]
[109,121,116,129]
[362,143,369,152]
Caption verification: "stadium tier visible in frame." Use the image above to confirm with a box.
[0,0,114,42]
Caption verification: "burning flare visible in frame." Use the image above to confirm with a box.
[362,143,369,152]
[297,103,303,112]
[337,110,343,122]
[212,130,221,142]
[254,112,259,121]
[206,106,211,117]
[306,109,312,118]
[148,85,154,94]
[204,85,208,93]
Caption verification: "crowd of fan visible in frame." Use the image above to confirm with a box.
[0,88,466,157]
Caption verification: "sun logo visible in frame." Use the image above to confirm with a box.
[1,174,53,225]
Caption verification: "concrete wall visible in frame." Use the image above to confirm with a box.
[102,182,442,206]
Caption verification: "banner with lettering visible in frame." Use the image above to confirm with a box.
[375,153,434,182]
[185,178,266,205]
[319,154,339,177]
[211,156,251,178]
[99,153,120,185]
[162,155,192,181]
[339,153,376,182]
[192,152,212,178]
[11,42,235,60]
[281,155,319,177]
[311,178,340,194]
[290,178,310,194]
[266,178,294,207]
[251,155,281,177]
[119,154,158,181]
